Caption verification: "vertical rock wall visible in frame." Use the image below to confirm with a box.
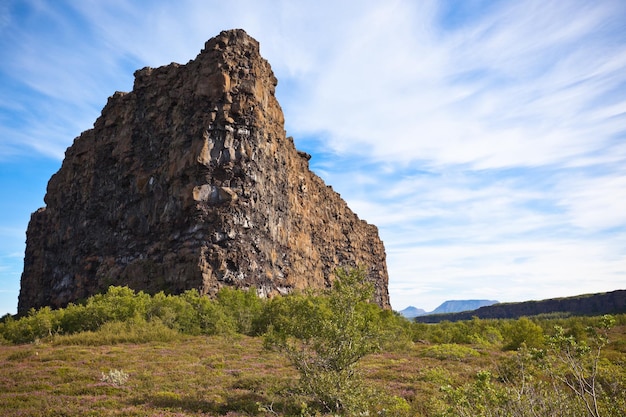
[18,29,390,314]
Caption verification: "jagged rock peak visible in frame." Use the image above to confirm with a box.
[18,29,390,315]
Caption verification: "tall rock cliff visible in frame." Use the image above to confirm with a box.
[18,29,390,315]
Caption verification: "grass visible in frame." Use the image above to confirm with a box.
[0,340,519,416]
[0,335,495,416]
[0,335,298,416]
[1,321,625,416]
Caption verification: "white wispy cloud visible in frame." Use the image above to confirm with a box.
[556,170,626,231]
[288,1,626,170]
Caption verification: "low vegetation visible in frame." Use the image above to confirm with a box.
[1,270,625,416]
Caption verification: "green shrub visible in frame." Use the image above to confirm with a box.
[502,317,544,350]
[216,286,265,335]
[0,306,62,344]
[441,315,625,417]
[264,267,388,414]
[145,291,191,330]
[411,317,504,347]
[53,318,181,345]
[440,370,511,417]
[89,286,150,321]
[178,289,235,335]
[422,343,480,361]
[0,285,271,344]
[58,286,151,334]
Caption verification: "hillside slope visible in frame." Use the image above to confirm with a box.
[415,289,626,323]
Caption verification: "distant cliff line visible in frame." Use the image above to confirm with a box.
[414,289,626,323]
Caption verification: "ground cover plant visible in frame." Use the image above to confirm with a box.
[1,272,625,416]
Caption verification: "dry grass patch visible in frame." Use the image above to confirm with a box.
[0,336,297,416]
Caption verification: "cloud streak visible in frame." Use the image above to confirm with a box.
[290,1,626,170]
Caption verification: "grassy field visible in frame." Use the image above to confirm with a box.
[2,284,625,416]
[1,322,624,416]
[0,334,492,417]
[0,335,294,416]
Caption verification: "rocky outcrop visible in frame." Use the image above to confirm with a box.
[414,290,626,323]
[18,29,390,315]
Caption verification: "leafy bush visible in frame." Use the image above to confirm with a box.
[53,318,182,345]
[540,315,622,417]
[440,370,510,417]
[155,290,235,335]
[502,317,545,350]
[0,306,62,344]
[216,286,265,335]
[0,286,268,344]
[440,315,626,417]
[410,317,504,347]
[264,267,391,414]
[422,343,481,361]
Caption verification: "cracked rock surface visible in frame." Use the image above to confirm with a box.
[18,29,390,314]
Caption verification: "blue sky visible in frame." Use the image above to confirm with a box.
[1,0,625,315]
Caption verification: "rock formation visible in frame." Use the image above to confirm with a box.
[18,29,390,315]
[414,290,626,323]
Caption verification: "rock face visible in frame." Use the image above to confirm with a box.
[18,29,390,315]
[414,290,626,323]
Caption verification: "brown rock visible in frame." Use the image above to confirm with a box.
[18,29,390,315]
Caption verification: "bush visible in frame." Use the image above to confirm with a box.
[422,343,481,361]
[0,306,62,344]
[178,289,235,335]
[502,317,544,350]
[53,318,182,345]
[441,315,625,417]
[0,286,268,344]
[216,286,265,335]
[83,286,151,327]
[411,317,504,347]
[145,288,237,336]
[264,267,389,414]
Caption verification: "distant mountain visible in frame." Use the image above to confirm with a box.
[398,299,499,318]
[430,300,499,315]
[414,289,626,323]
[398,306,427,318]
